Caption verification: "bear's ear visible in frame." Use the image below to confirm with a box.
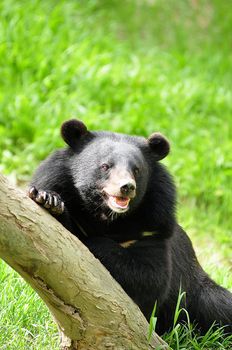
[147,132,170,160]
[61,119,88,148]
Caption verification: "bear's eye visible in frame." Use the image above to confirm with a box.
[134,167,140,175]
[100,163,110,171]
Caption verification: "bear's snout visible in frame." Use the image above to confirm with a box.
[120,179,136,197]
[102,170,137,213]
[103,172,136,200]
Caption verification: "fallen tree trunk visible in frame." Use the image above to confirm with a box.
[0,174,169,350]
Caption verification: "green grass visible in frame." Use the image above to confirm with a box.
[0,261,59,350]
[149,290,232,350]
[0,0,231,349]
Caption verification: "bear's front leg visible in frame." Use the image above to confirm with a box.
[28,186,64,215]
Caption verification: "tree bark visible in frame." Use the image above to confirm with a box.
[0,174,169,350]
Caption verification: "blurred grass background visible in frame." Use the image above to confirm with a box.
[0,0,231,349]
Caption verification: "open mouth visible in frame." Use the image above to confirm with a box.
[104,193,131,213]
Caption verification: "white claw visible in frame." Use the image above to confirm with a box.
[61,201,64,213]
[53,196,58,207]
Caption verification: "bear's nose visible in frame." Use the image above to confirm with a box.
[120,180,136,196]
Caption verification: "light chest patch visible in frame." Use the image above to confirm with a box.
[120,231,157,248]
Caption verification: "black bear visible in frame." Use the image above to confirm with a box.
[29,119,232,335]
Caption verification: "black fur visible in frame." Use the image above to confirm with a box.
[30,120,232,335]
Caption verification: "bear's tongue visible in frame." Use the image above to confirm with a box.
[109,195,130,209]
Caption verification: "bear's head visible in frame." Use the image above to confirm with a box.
[61,119,170,221]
